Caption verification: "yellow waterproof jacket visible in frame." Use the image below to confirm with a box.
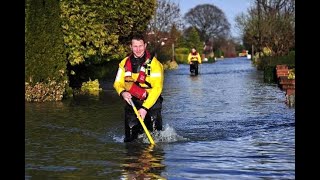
[113,56,164,109]
[188,52,202,64]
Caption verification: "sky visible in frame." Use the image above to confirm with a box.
[171,0,254,38]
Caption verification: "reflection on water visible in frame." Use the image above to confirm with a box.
[26,57,294,179]
[120,144,166,179]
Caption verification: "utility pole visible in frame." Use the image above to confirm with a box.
[252,44,254,59]
[172,43,174,61]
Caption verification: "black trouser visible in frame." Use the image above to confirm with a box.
[190,61,199,75]
[124,96,163,142]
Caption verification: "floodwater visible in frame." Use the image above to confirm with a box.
[25,57,295,179]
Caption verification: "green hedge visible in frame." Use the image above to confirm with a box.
[257,51,295,70]
[175,48,189,64]
[263,65,276,83]
[175,47,189,54]
[25,0,68,101]
[175,54,189,64]
[260,51,295,83]
[25,0,67,84]
[214,49,224,58]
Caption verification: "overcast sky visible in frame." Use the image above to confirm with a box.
[171,0,254,37]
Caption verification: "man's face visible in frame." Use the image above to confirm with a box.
[131,39,146,57]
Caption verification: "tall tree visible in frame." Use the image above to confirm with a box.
[184,4,231,41]
[184,27,203,53]
[25,0,67,84]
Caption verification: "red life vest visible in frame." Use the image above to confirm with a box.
[124,51,151,83]
[124,51,152,100]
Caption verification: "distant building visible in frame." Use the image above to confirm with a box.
[238,50,248,57]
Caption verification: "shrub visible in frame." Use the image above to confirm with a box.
[25,78,68,102]
[80,78,102,96]
[174,47,189,64]
[25,0,68,101]
[163,60,179,70]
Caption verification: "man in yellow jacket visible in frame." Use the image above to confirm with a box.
[113,34,164,142]
[187,47,202,75]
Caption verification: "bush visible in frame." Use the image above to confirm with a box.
[163,60,179,70]
[207,56,216,63]
[258,51,295,83]
[175,47,189,54]
[288,68,295,79]
[25,0,68,101]
[25,78,68,102]
[259,51,295,70]
[174,48,189,64]
[263,65,276,83]
[80,78,102,96]
[175,54,188,64]
[214,49,224,58]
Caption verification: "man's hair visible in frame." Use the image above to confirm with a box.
[131,34,145,44]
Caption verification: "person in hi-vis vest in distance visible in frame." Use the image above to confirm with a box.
[188,47,202,75]
[113,34,164,142]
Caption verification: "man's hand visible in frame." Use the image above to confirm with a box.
[138,108,147,120]
[121,91,132,104]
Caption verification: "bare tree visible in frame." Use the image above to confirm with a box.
[184,4,231,41]
[259,0,295,56]
[236,0,295,56]
[147,0,182,57]
[148,0,182,34]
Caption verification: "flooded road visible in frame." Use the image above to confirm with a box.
[25,57,295,179]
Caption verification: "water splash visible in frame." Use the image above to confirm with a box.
[108,124,187,144]
[140,124,188,143]
[112,135,125,143]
